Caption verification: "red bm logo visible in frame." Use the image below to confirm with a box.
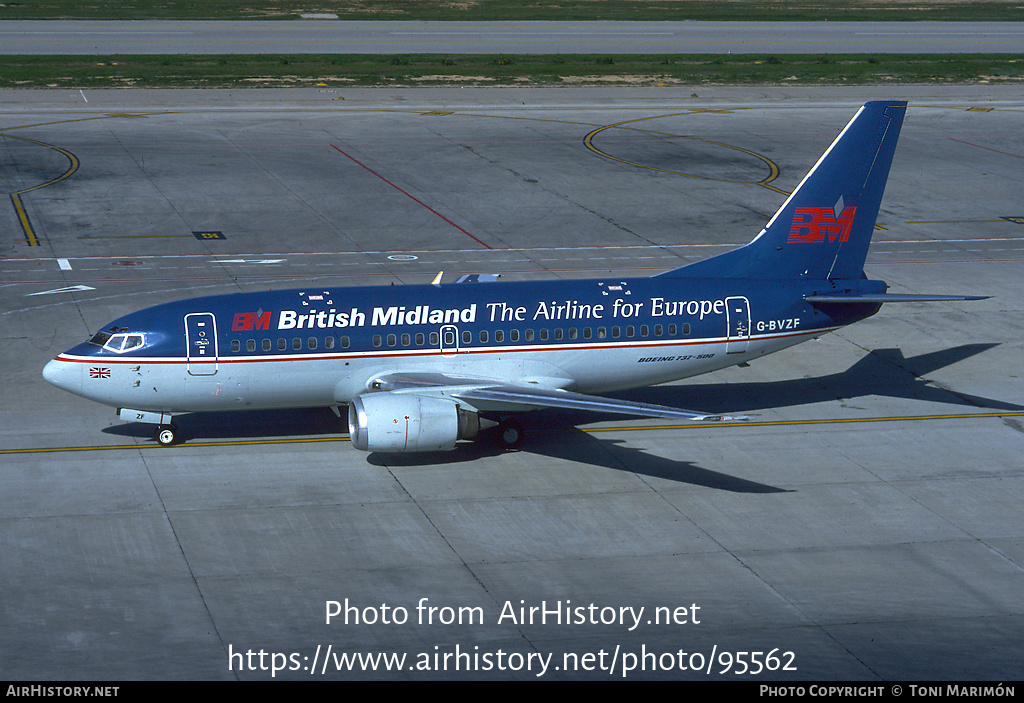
[231,311,272,331]
[788,206,857,243]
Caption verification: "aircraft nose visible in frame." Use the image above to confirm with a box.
[42,357,81,395]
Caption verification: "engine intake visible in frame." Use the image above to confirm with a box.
[348,393,487,452]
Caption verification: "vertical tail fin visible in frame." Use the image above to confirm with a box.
[660,100,907,281]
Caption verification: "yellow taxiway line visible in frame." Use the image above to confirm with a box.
[2,411,1021,455]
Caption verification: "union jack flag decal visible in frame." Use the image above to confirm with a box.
[90,367,111,379]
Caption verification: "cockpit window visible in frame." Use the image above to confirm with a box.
[88,330,113,347]
[122,334,144,351]
[97,332,146,353]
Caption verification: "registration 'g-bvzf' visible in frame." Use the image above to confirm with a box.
[43,102,984,451]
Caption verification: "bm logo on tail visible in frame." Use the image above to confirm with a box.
[788,205,857,244]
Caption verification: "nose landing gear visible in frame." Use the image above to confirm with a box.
[155,424,179,447]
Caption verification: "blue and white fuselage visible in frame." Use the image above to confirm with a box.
[45,276,875,412]
[42,101,984,451]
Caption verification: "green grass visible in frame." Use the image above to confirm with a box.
[2,54,1022,88]
[0,0,1022,21]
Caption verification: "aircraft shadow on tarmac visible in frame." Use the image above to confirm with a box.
[104,343,1014,491]
[620,343,1019,415]
[370,424,792,493]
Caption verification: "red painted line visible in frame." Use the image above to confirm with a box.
[330,144,491,249]
[946,137,1024,161]
[867,259,1024,265]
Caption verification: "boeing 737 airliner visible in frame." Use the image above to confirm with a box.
[43,101,985,451]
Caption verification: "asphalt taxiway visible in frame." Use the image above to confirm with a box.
[2,20,1022,54]
[1,85,1022,680]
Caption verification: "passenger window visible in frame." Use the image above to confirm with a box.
[387,334,396,347]
[494,330,504,343]
[569,328,578,340]
[582,328,591,339]
[654,325,663,336]
[682,323,691,335]
[373,335,382,348]
[612,326,621,338]
[247,339,256,352]
[415,333,424,346]
[430,332,439,346]
[525,329,534,342]
[324,336,334,350]
[480,330,488,343]
[539,329,549,341]
[231,340,240,352]
[668,324,677,336]
[640,325,649,337]
[293,338,301,350]
[462,331,471,344]
[553,328,563,341]
[278,338,286,351]
[597,327,606,339]
[510,330,520,342]
[341,336,351,349]
[263,338,272,352]
[308,337,317,350]
[626,326,635,337]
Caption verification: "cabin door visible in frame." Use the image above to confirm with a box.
[725,297,750,354]
[185,312,219,375]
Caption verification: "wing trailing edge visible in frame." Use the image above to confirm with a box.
[452,386,749,423]
[365,372,748,422]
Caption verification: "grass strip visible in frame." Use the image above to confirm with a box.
[2,54,1023,89]
[1,1,1022,21]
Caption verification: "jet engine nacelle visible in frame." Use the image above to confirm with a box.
[347,393,486,452]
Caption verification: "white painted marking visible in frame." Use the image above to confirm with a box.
[57,258,72,270]
[28,285,95,296]
[211,259,285,264]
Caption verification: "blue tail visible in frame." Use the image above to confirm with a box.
[659,100,907,282]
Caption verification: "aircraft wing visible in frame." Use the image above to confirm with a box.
[367,372,747,422]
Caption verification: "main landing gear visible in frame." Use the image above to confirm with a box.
[497,418,524,450]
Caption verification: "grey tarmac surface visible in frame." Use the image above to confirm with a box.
[1,20,1023,54]
[1,85,1022,680]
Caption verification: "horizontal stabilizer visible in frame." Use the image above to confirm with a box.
[805,293,989,304]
